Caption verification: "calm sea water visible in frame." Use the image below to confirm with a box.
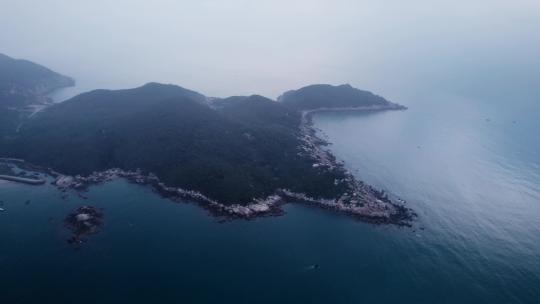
[1,92,539,303]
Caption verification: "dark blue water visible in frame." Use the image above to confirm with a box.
[1,94,539,303]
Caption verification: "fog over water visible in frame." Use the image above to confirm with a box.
[1,0,539,101]
[2,2,540,302]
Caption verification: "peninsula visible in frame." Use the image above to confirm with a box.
[0,53,74,139]
[0,55,412,225]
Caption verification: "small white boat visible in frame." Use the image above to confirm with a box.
[0,207,5,212]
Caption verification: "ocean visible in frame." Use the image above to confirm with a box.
[1,90,539,303]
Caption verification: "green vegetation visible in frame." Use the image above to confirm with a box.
[0,56,400,206]
[0,108,22,139]
[2,83,350,204]
[0,53,74,106]
[278,84,396,111]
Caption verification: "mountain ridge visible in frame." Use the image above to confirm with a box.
[0,55,411,223]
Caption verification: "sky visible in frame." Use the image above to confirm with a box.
[1,0,539,100]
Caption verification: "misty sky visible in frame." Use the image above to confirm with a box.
[1,0,539,100]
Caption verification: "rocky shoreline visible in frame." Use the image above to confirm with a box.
[296,104,413,225]
[0,106,413,225]
[49,166,412,225]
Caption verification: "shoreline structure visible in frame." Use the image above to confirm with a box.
[0,174,45,185]
[1,105,413,226]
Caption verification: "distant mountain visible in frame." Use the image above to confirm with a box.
[0,53,74,108]
[278,84,404,111]
[0,74,411,222]
[0,53,74,139]
[3,83,348,204]
[212,95,298,129]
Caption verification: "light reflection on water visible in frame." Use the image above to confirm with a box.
[313,95,540,297]
[0,92,539,303]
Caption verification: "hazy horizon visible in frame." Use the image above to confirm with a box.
[2,2,540,303]
[1,0,539,100]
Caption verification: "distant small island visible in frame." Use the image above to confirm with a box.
[0,54,412,225]
[278,83,406,111]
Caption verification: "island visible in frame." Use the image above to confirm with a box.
[64,205,105,245]
[0,55,413,225]
[278,83,406,111]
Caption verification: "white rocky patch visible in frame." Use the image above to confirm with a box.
[76,213,92,221]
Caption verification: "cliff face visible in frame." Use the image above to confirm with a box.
[2,83,350,205]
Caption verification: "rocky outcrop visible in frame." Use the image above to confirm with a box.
[64,206,104,245]
[294,104,413,225]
